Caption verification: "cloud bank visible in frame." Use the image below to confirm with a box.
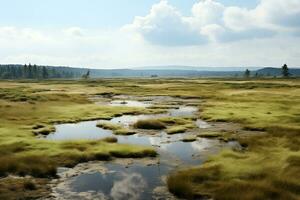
[125,0,300,46]
[0,0,300,68]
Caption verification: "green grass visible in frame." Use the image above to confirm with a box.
[32,125,56,136]
[133,119,166,130]
[163,79,300,199]
[97,121,136,135]
[0,177,49,200]
[197,131,223,138]
[157,116,197,134]
[181,136,197,142]
[166,126,188,134]
[0,78,299,199]
[0,82,157,180]
[101,137,118,143]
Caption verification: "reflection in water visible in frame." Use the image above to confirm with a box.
[61,163,170,200]
[110,114,166,127]
[168,106,198,117]
[47,99,240,199]
[47,105,199,140]
[47,120,225,165]
[110,100,152,108]
[196,119,211,129]
[110,173,147,200]
[110,106,198,127]
[46,121,112,140]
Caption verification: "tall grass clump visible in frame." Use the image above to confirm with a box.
[133,119,166,130]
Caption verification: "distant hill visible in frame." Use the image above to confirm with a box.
[1,64,300,79]
[134,66,261,72]
[89,69,244,77]
[256,67,300,77]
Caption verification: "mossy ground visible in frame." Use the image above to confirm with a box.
[0,78,299,199]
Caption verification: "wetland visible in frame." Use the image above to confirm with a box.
[0,78,299,200]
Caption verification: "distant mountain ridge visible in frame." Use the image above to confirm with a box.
[134,66,262,71]
[256,67,300,76]
[1,64,299,78]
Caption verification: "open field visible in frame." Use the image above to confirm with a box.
[0,78,299,199]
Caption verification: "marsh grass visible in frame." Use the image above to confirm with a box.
[181,136,197,142]
[157,117,197,134]
[0,177,49,200]
[133,119,166,130]
[0,78,299,199]
[0,154,57,178]
[109,149,157,158]
[32,125,56,136]
[23,180,37,190]
[101,137,118,143]
[197,131,223,138]
[96,121,135,135]
[166,126,188,134]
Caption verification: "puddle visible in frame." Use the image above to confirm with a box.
[109,100,152,108]
[46,121,113,140]
[46,96,240,200]
[46,120,228,165]
[109,114,166,127]
[196,119,211,129]
[51,138,239,200]
[168,106,198,117]
[52,161,172,200]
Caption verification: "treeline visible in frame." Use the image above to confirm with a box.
[243,64,300,78]
[0,64,82,79]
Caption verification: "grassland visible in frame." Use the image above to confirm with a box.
[0,80,158,199]
[97,121,136,135]
[0,78,299,199]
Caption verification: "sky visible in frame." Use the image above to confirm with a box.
[0,0,299,68]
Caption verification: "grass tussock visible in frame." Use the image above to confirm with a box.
[101,137,118,143]
[133,119,166,130]
[32,125,56,136]
[181,136,197,142]
[96,121,135,135]
[109,148,157,158]
[167,145,300,199]
[166,125,188,134]
[0,154,57,178]
[0,177,50,200]
[23,180,37,190]
[197,131,223,138]
[158,117,197,134]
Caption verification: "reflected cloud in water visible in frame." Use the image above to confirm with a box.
[110,173,147,200]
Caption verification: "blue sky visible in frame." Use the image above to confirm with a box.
[0,0,299,68]
[0,0,259,28]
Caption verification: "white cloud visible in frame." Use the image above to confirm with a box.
[0,0,300,68]
[63,27,84,37]
[110,173,147,200]
[124,0,208,46]
[0,26,49,42]
[255,0,300,28]
[191,0,225,26]
[125,0,300,45]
